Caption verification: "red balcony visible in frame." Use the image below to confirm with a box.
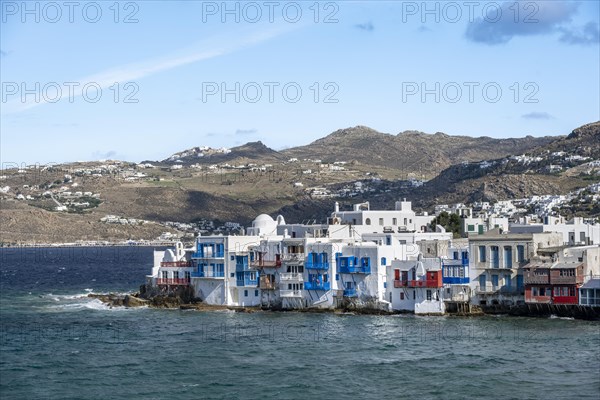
[552,296,578,305]
[393,280,442,288]
[160,261,192,268]
[156,278,190,285]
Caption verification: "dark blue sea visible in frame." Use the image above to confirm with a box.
[1,247,599,399]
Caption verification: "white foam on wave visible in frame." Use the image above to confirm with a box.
[549,314,575,320]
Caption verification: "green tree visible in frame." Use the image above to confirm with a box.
[429,211,462,238]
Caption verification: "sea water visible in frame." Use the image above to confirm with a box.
[1,247,599,399]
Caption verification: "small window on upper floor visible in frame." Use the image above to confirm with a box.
[365,218,371,225]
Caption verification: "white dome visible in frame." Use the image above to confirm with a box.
[253,214,274,227]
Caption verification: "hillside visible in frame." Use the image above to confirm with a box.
[281,126,558,178]
[1,122,598,244]
[158,141,284,165]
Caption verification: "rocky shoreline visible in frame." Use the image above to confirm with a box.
[89,289,600,320]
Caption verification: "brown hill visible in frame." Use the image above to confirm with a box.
[281,126,558,177]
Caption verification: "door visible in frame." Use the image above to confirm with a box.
[479,275,486,291]
[491,275,499,290]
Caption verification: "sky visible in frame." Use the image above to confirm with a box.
[1,0,599,164]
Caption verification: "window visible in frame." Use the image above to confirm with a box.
[381,257,387,265]
[244,290,248,297]
[468,224,475,232]
[231,255,235,261]
[400,292,405,300]
[365,218,371,225]
[379,218,384,226]
[517,245,525,263]
[230,272,235,277]
[426,290,432,301]
[492,274,499,288]
[490,246,499,268]
[392,218,397,225]
[255,290,259,297]
[504,246,513,268]
[479,246,486,262]
[335,274,339,281]
[413,290,416,300]
[453,251,459,260]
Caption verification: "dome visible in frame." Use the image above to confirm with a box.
[253,214,274,227]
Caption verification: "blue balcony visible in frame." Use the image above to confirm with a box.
[306,261,329,270]
[236,271,258,287]
[338,256,371,274]
[443,277,470,284]
[304,281,331,291]
[235,255,250,271]
[192,270,225,278]
[343,288,357,297]
[305,252,329,270]
[193,242,224,258]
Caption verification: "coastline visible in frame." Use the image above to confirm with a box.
[90,291,600,321]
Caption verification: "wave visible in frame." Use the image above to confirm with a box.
[549,315,575,320]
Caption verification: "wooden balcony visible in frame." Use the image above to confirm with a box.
[259,276,276,290]
[160,261,192,268]
[156,278,190,285]
[393,279,441,289]
[250,259,282,269]
[524,275,550,285]
[551,275,584,285]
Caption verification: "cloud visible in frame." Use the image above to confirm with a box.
[559,22,600,45]
[235,129,257,135]
[465,1,580,45]
[2,26,296,115]
[92,150,118,159]
[522,112,554,120]
[355,22,374,32]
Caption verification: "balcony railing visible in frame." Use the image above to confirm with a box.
[552,296,578,305]
[280,289,303,298]
[551,275,584,285]
[160,261,192,268]
[304,281,331,291]
[191,270,224,278]
[282,253,305,263]
[393,280,441,288]
[156,278,190,285]
[343,288,357,297]
[305,261,329,270]
[475,285,524,295]
[338,265,371,274]
[250,259,282,268]
[279,272,303,281]
[192,251,224,259]
[524,275,550,285]
[259,276,276,290]
[442,277,470,285]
